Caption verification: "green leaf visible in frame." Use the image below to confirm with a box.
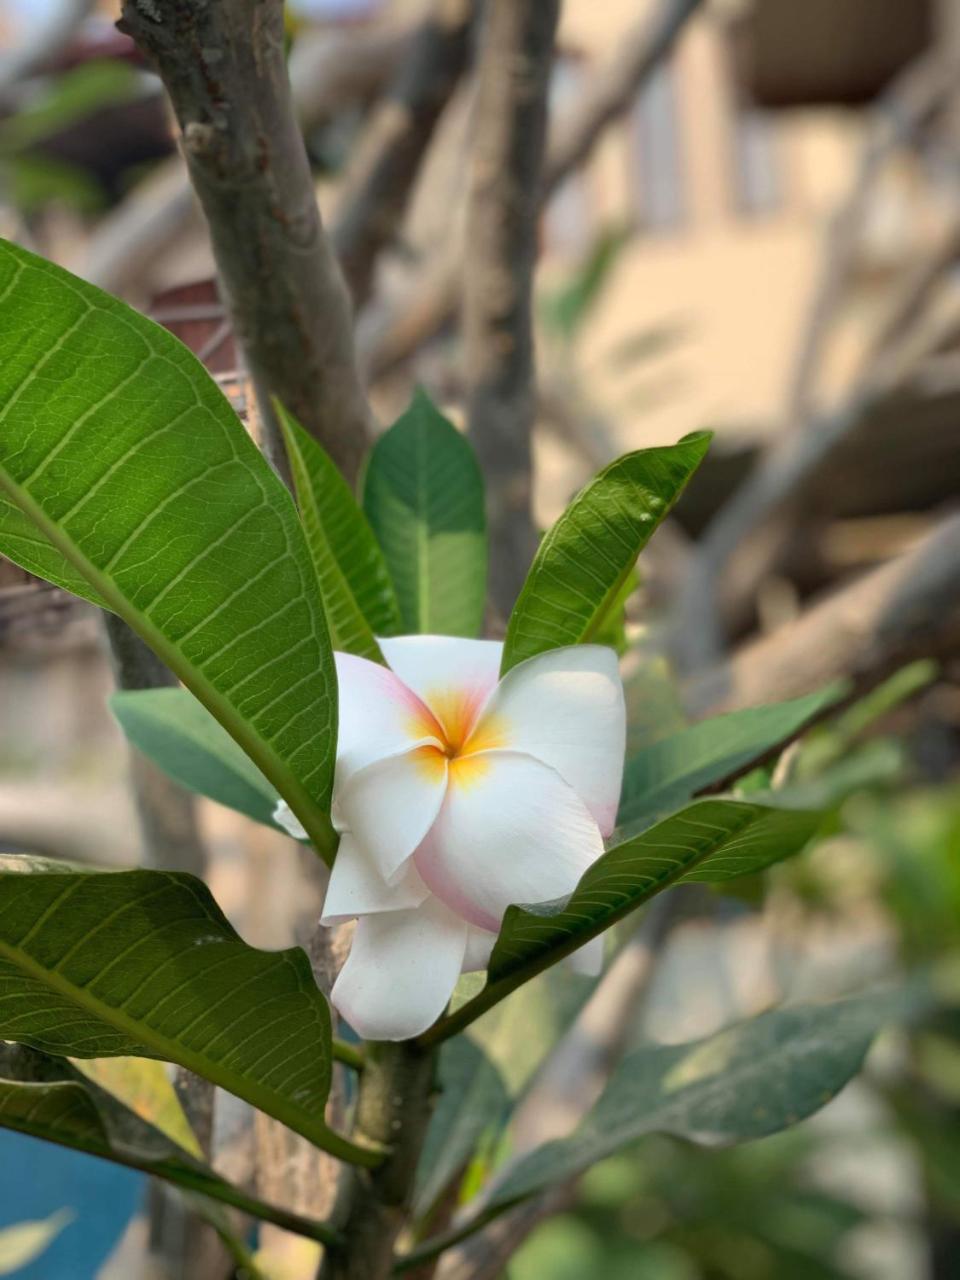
[0,1043,342,1245]
[421,800,820,1045]
[501,433,710,674]
[0,855,373,1164]
[111,687,283,831]
[485,992,909,1210]
[0,493,109,607]
[0,1209,74,1276]
[71,1055,203,1158]
[277,402,401,661]
[0,240,337,855]
[362,388,486,636]
[415,1037,510,1217]
[618,685,844,833]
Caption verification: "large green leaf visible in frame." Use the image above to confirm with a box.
[400,991,919,1271]
[0,240,336,855]
[501,432,710,674]
[362,388,486,637]
[485,991,906,1210]
[0,855,372,1164]
[618,685,844,833]
[277,403,401,661]
[421,800,820,1045]
[111,686,283,831]
[0,1043,341,1245]
[0,493,108,607]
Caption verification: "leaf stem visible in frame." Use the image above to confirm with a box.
[332,1038,365,1072]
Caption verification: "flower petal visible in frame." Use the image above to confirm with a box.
[331,896,468,1040]
[334,747,448,882]
[414,751,604,932]
[321,833,429,925]
[379,636,503,744]
[470,645,625,835]
[463,927,496,973]
[335,651,441,781]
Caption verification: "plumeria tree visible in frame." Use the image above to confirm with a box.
[0,237,915,1278]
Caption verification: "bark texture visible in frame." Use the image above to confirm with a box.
[464,0,559,619]
[118,0,370,482]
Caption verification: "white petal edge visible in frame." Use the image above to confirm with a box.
[331,896,468,1040]
[463,927,496,973]
[321,832,430,925]
[334,748,448,882]
[471,644,625,836]
[379,636,503,737]
[414,750,604,933]
[334,651,441,782]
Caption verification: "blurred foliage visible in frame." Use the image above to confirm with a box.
[509,662,960,1280]
[0,62,140,216]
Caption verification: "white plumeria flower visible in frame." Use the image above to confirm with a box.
[274,636,626,1041]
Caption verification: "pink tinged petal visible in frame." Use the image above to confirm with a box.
[334,651,441,781]
[331,896,468,1040]
[567,935,604,977]
[320,833,429,925]
[414,751,604,933]
[471,645,626,836]
[378,636,503,743]
[463,927,496,973]
[334,747,449,883]
[273,799,307,840]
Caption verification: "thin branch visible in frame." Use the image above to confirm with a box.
[333,0,477,310]
[686,509,960,716]
[363,0,704,380]
[463,0,559,619]
[118,0,371,483]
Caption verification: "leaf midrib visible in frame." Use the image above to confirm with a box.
[419,804,800,1046]
[0,470,336,861]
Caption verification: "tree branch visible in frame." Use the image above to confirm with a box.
[117,0,371,482]
[363,0,704,380]
[463,0,558,619]
[686,510,960,715]
[333,0,477,310]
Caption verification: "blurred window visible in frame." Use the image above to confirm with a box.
[731,106,781,216]
[630,60,685,231]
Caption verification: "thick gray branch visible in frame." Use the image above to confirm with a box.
[333,0,477,310]
[463,0,558,619]
[118,0,370,482]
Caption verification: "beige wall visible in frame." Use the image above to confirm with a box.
[539,0,932,462]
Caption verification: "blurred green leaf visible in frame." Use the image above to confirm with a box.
[487,990,911,1211]
[540,224,633,346]
[0,855,369,1162]
[278,403,401,660]
[72,1056,201,1158]
[0,62,139,154]
[363,388,486,637]
[111,687,283,831]
[0,240,337,855]
[618,685,844,833]
[501,433,710,674]
[415,1037,510,1217]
